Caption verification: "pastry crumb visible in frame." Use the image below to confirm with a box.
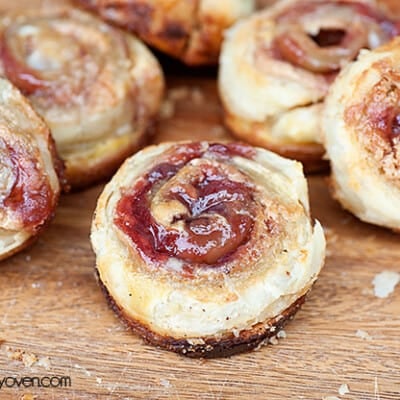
[355,329,372,341]
[20,394,37,400]
[322,397,340,400]
[36,356,51,370]
[21,352,38,368]
[160,378,171,388]
[277,330,287,339]
[338,383,350,395]
[5,347,51,369]
[96,377,102,384]
[372,271,400,298]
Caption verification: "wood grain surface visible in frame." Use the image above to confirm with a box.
[0,1,400,400]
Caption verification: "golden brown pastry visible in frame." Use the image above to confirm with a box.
[219,0,400,170]
[91,141,325,357]
[324,39,400,230]
[0,8,164,189]
[76,0,255,65]
[0,78,62,261]
[378,0,400,16]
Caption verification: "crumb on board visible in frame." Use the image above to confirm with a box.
[21,353,38,368]
[20,394,37,400]
[96,377,102,384]
[322,397,341,400]
[356,329,372,341]
[36,356,51,370]
[372,271,400,298]
[5,347,51,369]
[277,330,287,339]
[6,347,37,367]
[338,383,350,395]
[160,378,171,388]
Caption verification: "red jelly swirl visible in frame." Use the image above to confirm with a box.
[0,138,55,231]
[272,1,400,73]
[344,72,400,147]
[115,143,257,266]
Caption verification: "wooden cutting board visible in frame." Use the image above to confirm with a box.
[0,2,400,400]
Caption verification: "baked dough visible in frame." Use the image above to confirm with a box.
[0,8,164,189]
[219,0,399,170]
[76,0,255,65]
[0,78,62,261]
[378,0,400,16]
[91,141,326,357]
[324,39,400,230]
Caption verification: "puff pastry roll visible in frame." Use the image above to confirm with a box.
[77,0,255,65]
[91,141,325,357]
[219,0,400,170]
[0,78,62,261]
[324,39,400,230]
[0,9,164,189]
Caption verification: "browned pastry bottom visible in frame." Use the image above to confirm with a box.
[224,113,328,173]
[97,270,307,358]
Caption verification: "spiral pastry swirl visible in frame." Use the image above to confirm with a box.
[219,0,400,170]
[91,141,325,357]
[77,0,255,65]
[0,9,164,189]
[0,78,62,261]
[324,39,400,230]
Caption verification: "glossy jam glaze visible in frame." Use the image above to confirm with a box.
[115,143,258,266]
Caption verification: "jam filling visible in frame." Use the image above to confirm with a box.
[344,74,400,148]
[0,138,54,231]
[114,143,257,266]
